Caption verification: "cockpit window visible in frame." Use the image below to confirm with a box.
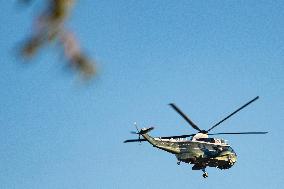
[225,146,235,153]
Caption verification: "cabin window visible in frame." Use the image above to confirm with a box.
[197,138,215,143]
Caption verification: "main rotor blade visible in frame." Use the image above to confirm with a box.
[124,139,146,143]
[207,96,259,132]
[169,103,202,132]
[208,131,268,135]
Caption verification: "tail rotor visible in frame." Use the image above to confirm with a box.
[127,122,154,144]
[130,122,142,144]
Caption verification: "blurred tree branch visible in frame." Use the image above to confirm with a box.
[19,0,96,79]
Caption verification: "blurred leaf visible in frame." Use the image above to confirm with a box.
[19,0,96,79]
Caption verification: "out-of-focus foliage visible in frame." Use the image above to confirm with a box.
[19,0,96,79]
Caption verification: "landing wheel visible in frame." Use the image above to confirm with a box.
[202,172,208,178]
[202,168,208,178]
[177,161,180,165]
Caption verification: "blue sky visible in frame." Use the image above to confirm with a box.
[0,1,283,188]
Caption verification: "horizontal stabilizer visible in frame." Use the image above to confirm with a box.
[124,138,147,143]
[139,127,154,134]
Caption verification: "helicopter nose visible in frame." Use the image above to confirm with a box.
[229,154,237,164]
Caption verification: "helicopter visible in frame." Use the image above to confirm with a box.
[124,96,268,178]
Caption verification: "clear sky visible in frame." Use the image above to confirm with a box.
[0,1,283,188]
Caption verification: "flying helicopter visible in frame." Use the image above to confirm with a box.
[124,96,268,178]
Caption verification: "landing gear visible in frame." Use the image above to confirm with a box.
[177,161,181,165]
[202,168,208,178]
[202,172,208,178]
